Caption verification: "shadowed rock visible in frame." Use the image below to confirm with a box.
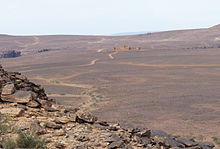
[2,90,33,103]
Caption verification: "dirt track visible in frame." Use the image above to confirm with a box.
[80,59,99,66]
[108,52,118,59]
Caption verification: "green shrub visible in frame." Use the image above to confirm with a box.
[212,136,220,147]
[2,139,17,149]
[168,134,181,138]
[0,114,47,149]
[0,114,10,134]
[2,131,47,149]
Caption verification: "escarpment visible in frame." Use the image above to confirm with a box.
[0,65,215,149]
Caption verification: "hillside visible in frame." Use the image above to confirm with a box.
[0,24,220,145]
[0,66,215,148]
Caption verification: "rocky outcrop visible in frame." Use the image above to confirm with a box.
[0,65,52,108]
[0,50,21,58]
[0,65,215,149]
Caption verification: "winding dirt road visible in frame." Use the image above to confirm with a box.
[80,59,99,66]
[108,52,118,59]
[32,76,92,89]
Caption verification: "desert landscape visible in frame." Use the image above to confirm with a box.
[1,24,220,144]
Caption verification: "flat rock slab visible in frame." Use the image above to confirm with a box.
[0,107,24,117]
[55,117,70,124]
[27,100,40,108]
[1,83,15,95]
[1,90,33,103]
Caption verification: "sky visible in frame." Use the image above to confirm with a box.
[0,0,220,35]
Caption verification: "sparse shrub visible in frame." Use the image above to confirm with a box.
[2,139,17,149]
[96,95,103,98]
[3,131,47,149]
[81,91,87,95]
[91,103,97,107]
[0,114,47,149]
[16,131,47,148]
[0,114,10,134]
[168,134,181,138]
[197,134,204,141]
[212,136,220,147]
[0,50,21,58]
[38,49,50,53]
[184,133,197,140]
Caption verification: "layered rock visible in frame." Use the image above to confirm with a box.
[0,65,216,149]
[0,65,52,108]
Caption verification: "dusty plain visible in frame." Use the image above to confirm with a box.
[1,25,220,141]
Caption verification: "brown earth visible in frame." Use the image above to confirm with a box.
[1,24,220,142]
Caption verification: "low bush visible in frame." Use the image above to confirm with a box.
[0,114,47,149]
[3,131,47,149]
[0,114,10,134]
[212,136,220,147]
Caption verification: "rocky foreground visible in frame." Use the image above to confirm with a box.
[0,65,215,149]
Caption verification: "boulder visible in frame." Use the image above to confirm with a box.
[44,106,56,112]
[44,122,62,129]
[133,127,151,138]
[176,138,198,147]
[198,142,215,149]
[76,113,98,124]
[77,135,90,142]
[27,100,40,108]
[38,99,52,107]
[55,117,70,124]
[108,140,124,149]
[1,83,15,95]
[151,130,184,148]
[15,75,27,81]
[0,107,24,117]
[151,130,169,138]
[1,90,33,103]
[55,142,66,149]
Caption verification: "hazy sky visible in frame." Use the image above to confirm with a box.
[0,0,220,35]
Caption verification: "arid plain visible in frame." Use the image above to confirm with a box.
[1,24,220,141]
